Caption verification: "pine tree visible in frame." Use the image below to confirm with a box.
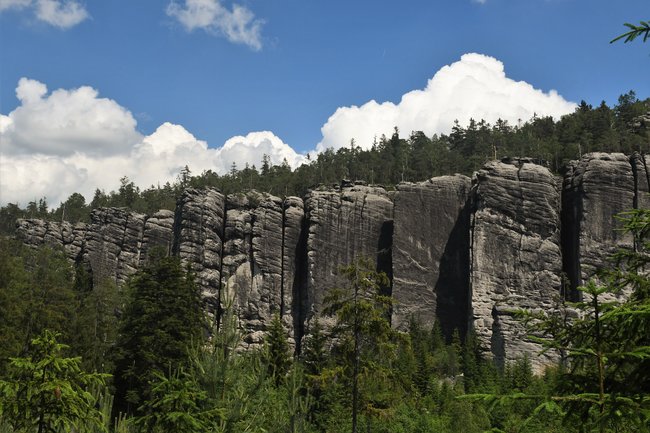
[300,318,327,377]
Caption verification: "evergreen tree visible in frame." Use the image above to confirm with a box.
[0,330,109,433]
[112,254,205,415]
[323,257,396,433]
[265,313,291,386]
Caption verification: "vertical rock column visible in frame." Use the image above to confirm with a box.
[221,191,288,347]
[303,184,394,325]
[173,188,226,313]
[562,153,636,297]
[392,175,471,336]
[84,208,146,287]
[139,209,175,266]
[470,159,562,371]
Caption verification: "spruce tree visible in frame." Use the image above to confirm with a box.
[265,313,291,386]
[0,330,109,433]
[112,253,205,415]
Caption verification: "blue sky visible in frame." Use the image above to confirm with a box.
[0,0,648,205]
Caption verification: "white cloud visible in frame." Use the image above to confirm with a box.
[0,0,31,11]
[317,53,577,152]
[35,0,88,28]
[0,80,302,206]
[217,131,305,173]
[0,0,88,28]
[167,0,263,50]
[473,0,487,4]
[2,78,142,157]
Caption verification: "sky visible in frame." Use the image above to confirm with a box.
[0,0,648,206]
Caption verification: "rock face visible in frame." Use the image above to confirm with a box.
[172,188,225,311]
[14,153,644,367]
[16,219,86,263]
[221,191,291,347]
[303,185,394,323]
[392,175,471,336]
[470,159,563,371]
[562,153,637,298]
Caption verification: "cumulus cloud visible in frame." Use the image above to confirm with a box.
[217,132,305,173]
[317,53,577,152]
[0,0,88,28]
[0,80,303,206]
[167,0,263,50]
[2,78,142,156]
[1,54,577,206]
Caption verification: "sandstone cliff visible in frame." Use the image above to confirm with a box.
[15,153,644,367]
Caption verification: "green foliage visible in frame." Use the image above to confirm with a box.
[611,20,650,44]
[70,277,120,374]
[0,330,109,433]
[112,254,205,414]
[135,369,222,433]
[265,313,291,386]
[322,257,402,432]
[0,240,77,372]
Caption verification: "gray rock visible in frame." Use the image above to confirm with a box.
[392,175,471,336]
[140,209,175,266]
[15,218,87,262]
[221,191,288,347]
[562,153,636,296]
[173,188,226,311]
[282,196,306,345]
[83,208,146,287]
[304,185,394,324]
[470,159,562,372]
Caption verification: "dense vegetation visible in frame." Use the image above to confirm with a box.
[1,92,648,236]
[1,206,649,432]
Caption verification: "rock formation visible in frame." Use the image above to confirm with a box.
[14,153,645,369]
[303,184,394,325]
[392,175,471,337]
[470,159,563,370]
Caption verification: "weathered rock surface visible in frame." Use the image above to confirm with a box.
[283,196,306,345]
[221,191,289,347]
[470,159,562,371]
[83,208,147,287]
[140,209,175,266]
[392,175,471,336]
[16,218,87,262]
[562,153,636,297]
[303,185,394,323]
[172,188,226,311]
